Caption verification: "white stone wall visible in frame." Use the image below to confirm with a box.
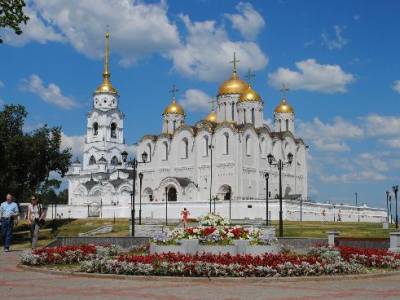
[53,200,387,223]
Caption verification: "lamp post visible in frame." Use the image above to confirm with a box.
[264,172,269,226]
[389,195,393,224]
[393,185,399,230]
[267,152,293,237]
[386,191,390,223]
[121,150,148,236]
[138,172,143,225]
[208,144,214,214]
[355,192,359,223]
[165,186,168,226]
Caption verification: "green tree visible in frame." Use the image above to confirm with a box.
[0,0,29,43]
[0,104,72,202]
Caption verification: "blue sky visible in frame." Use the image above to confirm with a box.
[0,0,399,207]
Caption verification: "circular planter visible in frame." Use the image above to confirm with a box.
[197,245,237,255]
[149,243,185,254]
[245,244,280,256]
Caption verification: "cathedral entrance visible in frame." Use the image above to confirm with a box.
[167,187,177,201]
[218,185,232,201]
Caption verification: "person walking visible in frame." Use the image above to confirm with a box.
[181,208,190,228]
[27,196,45,249]
[0,194,19,252]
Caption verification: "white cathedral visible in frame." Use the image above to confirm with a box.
[64,33,386,223]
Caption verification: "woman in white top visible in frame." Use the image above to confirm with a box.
[27,196,45,249]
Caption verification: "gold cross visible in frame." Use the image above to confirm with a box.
[169,84,179,99]
[229,52,240,73]
[208,97,217,111]
[245,68,255,84]
[280,84,290,98]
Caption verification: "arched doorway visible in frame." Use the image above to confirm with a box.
[218,185,232,201]
[167,187,177,201]
[143,187,154,202]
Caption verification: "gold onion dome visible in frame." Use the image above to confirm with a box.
[274,98,294,113]
[205,110,218,123]
[218,71,248,95]
[94,32,118,94]
[239,84,261,102]
[163,99,185,115]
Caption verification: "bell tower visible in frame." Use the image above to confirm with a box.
[82,31,127,170]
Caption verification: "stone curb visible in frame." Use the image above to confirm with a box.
[17,264,400,283]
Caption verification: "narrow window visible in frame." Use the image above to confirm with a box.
[251,108,255,124]
[246,135,251,156]
[164,142,168,160]
[286,119,289,131]
[111,123,117,138]
[231,102,235,120]
[89,155,96,165]
[111,156,118,165]
[204,136,209,156]
[147,144,152,162]
[224,133,229,155]
[244,109,247,123]
[93,122,98,136]
[182,138,189,158]
[173,120,177,132]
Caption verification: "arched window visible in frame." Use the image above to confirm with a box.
[285,119,289,131]
[89,155,96,165]
[260,137,265,157]
[173,120,177,132]
[246,135,251,156]
[251,108,255,124]
[93,122,98,136]
[224,102,227,120]
[224,133,229,155]
[244,109,247,123]
[110,123,117,138]
[203,136,209,157]
[147,143,152,162]
[163,142,168,160]
[231,102,235,120]
[182,138,189,159]
[279,119,282,132]
[110,156,118,165]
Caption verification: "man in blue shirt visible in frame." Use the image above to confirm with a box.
[0,194,19,252]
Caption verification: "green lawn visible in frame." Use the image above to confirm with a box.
[4,219,395,250]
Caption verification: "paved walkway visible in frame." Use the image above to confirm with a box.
[1,251,400,300]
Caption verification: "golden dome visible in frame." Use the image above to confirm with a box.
[205,110,218,123]
[274,99,294,113]
[239,84,261,102]
[163,100,184,115]
[94,32,118,95]
[218,72,248,95]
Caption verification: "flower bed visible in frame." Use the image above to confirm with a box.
[153,213,274,246]
[20,243,400,278]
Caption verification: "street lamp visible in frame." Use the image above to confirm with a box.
[264,172,269,226]
[393,185,399,229]
[139,172,143,225]
[209,144,215,214]
[165,186,169,226]
[386,191,390,224]
[389,195,393,224]
[267,152,293,237]
[121,150,148,236]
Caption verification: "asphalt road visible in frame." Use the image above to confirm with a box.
[1,250,400,300]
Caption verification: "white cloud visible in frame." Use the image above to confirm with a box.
[0,80,4,88]
[393,80,400,94]
[21,74,78,109]
[225,2,265,40]
[380,138,400,149]
[320,171,387,183]
[364,114,400,136]
[1,6,65,46]
[321,25,348,50]
[298,117,363,152]
[353,14,361,21]
[5,0,180,66]
[268,59,355,93]
[179,89,211,112]
[170,14,268,81]
[61,133,84,158]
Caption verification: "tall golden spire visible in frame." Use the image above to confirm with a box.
[229,52,240,76]
[94,31,118,94]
